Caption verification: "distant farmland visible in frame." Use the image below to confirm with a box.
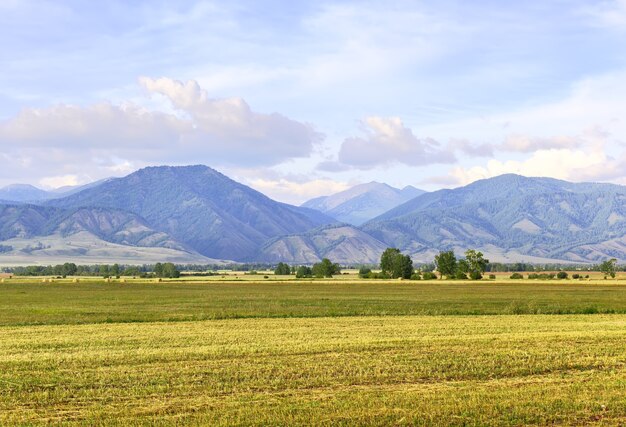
[1,279,625,425]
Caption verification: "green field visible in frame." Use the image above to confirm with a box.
[1,280,626,425]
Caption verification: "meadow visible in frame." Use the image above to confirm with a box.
[1,278,625,425]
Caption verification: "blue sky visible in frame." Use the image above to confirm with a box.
[1,0,626,203]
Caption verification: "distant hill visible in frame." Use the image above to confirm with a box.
[2,170,625,265]
[302,182,425,225]
[0,179,114,203]
[0,184,51,203]
[362,174,626,263]
[48,165,334,261]
[0,202,212,265]
[256,223,387,264]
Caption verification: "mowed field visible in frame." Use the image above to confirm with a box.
[1,280,625,425]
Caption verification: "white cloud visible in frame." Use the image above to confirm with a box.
[0,77,321,186]
[337,117,455,169]
[245,177,350,205]
[0,102,188,149]
[139,77,322,165]
[442,146,626,187]
[224,167,352,205]
[39,174,80,189]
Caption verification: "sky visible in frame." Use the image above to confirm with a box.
[1,0,626,204]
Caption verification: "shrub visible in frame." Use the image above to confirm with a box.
[358,267,372,278]
[528,273,555,280]
[469,271,483,280]
[489,274,496,280]
[510,272,524,279]
[556,271,568,279]
[295,266,312,278]
[454,271,468,280]
[572,273,580,279]
[410,273,421,280]
[422,272,437,280]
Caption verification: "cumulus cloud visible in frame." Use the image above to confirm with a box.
[0,103,188,149]
[138,77,322,165]
[425,126,626,187]
[448,149,605,185]
[337,117,455,169]
[0,77,321,186]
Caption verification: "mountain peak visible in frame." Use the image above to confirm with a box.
[2,183,43,190]
[47,165,333,260]
[302,181,426,225]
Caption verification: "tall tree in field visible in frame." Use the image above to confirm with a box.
[312,258,341,278]
[274,262,291,275]
[380,248,414,279]
[62,262,78,276]
[599,258,617,278]
[434,251,457,279]
[464,249,489,280]
[99,264,110,278]
[161,262,180,278]
[380,248,401,274]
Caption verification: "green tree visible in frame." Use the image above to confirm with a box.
[434,250,457,279]
[53,264,64,276]
[154,263,163,277]
[62,262,78,276]
[380,248,413,279]
[358,266,372,278]
[274,262,291,275]
[599,258,617,278]
[110,263,120,277]
[123,266,141,277]
[457,259,470,274]
[160,263,180,278]
[295,266,312,278]
[312,258,341,278]
[99,264,110,278]
[464,249,489,280]
[380,248,401,274]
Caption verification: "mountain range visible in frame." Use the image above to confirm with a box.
[0,166,624,265]
[0,179,113,203]
[301,182,424,225]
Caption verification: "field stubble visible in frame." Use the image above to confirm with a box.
[0,280,625,425]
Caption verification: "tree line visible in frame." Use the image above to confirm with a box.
[7,262,180,278]
[275,249,620,281]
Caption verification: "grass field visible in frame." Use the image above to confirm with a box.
[1,279,625,425]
